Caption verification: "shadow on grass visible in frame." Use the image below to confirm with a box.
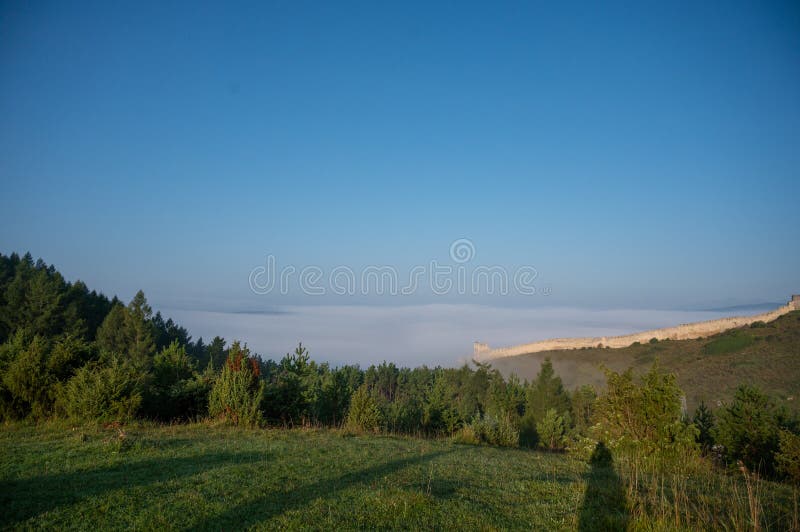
[193,449,455,529]
[578,442,629,531]
[0,450,267,527]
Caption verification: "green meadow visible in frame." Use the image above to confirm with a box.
[1,422,797,531]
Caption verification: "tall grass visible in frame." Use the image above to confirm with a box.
[612,448,798,531]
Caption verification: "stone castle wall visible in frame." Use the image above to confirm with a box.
[474,297,800,362]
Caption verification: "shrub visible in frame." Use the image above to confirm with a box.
[142,341,209,420]
[423,376,461,435]
[452,423,481,445]
[208,341,264,426]
[264,343,313,425]
[750,321,766,329]
[345,384,382,433]
[47,334,94,381]
[715,385,782,476]
[518,412,539,448]
[703,331,754,355]
[537,408,567,451]
[570,385,597,436]
[692,401,715,451]
[775,430,800,484]
[467,414,519,447]
[2,335,52,418]
[593,363,698,457]
[57,356,143,421]
[649,338,658,344]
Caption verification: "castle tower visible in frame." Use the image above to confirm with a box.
[473,342,490,357]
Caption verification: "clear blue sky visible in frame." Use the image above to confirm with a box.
[1,1,799,311]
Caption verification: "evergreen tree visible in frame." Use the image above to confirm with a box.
[346,384,382,433]
[125,291,155,365]
[96,303,129,354]
[208,341,264,426]
[715,385,783,476]
[692,401,715,451]
[525,358,571,422]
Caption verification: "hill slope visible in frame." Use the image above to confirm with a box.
[490,310,800,412]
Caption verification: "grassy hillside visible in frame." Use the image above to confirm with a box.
[1,422,796,530]
[491,310,800,412]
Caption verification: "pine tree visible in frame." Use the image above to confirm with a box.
[692,401,715,450]
[346,384,382,433]
[525,358,571,422]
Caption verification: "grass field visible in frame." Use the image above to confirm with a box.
[1,422,798,530]
[492,310,800,412]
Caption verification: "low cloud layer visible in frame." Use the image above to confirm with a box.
[165,305,749,368]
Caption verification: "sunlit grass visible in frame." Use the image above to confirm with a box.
[1,422,796,530]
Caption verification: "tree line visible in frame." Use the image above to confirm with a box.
[0,252,798,483]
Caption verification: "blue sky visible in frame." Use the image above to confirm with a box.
[2,1,799,314]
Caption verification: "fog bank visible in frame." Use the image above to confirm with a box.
[165,305,749,368]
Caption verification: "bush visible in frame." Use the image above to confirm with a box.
[2,335,52,418]
[537,408,567,451]
[519,412,539,448]
[208,341,264,427]
[345,384,382,433]
[466,414,519,447]
[452,423,481,445]
[715,385,783,476]
[775,430,800,484]
[142,341,209,420]
[703,331,754,355]
[57,356,143,421]
[593,363,698,457]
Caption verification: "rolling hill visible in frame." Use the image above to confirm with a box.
[489,310,800,412]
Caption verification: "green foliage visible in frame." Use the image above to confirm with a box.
[692,401,715,450]
[775,430,800,483]
[152,341,195,387]
[308,364,359,426]
[143,341,209,420]
[96,292,156,369]
[1,334,51,418]
[518,412,539,448]
[525,358,571,423]
[714,385,783,476]
[57,356,143,421]
[465,414,519,447]
[208,342,264,427]
[537,408,567,451]
[47,334,94,381]
[703,330,755,355]
[423,375,460,434]
[264,343,314,425]
[345,384,382,433]
[570,384,596,436]
[594,362,698,457]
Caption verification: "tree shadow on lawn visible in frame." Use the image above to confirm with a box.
[578,442,629,531]
[193,449,456,530]
[0,450,268,527]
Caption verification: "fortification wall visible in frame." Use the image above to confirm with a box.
[474,297,800,362]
